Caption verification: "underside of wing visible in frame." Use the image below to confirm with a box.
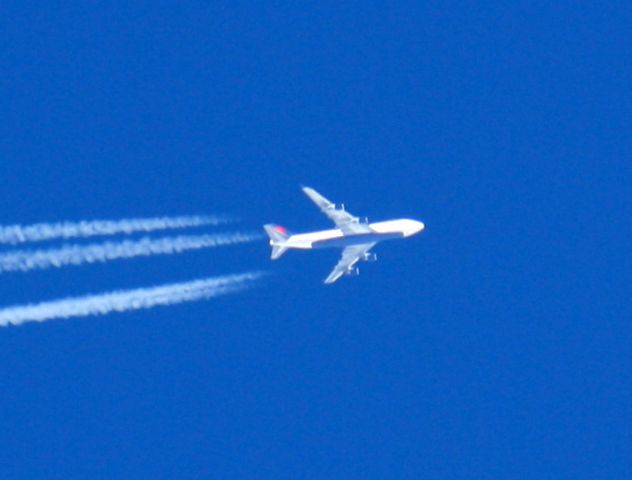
[302,186,362,228]
[324,242,376,284]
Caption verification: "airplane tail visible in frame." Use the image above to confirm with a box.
[263,224,290,260]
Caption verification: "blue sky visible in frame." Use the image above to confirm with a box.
[1,2,630,478]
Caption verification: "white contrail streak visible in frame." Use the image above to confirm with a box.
[0,232,262,273]
[0,271,266,326]
[0,215,233,245]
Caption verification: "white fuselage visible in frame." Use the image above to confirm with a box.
[280,219,425,250]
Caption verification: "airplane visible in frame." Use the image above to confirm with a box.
[264,186,425,284]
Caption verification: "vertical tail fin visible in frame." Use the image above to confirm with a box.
[263,224,290,260]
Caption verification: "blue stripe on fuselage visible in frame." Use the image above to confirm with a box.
[311,232,403,249]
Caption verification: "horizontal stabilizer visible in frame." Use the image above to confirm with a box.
[270,245,288,260]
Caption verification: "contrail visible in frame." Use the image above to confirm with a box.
[0,271,266,326]
[0,232,263,273]
[0,215,233,245]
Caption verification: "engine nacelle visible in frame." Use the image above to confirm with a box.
[345,267,360,277]
[363,252,378,262]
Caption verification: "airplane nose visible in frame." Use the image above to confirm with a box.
[403,220,425,236]
[413,220,425,234]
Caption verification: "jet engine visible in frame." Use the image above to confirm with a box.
[363,252,378,262]
[345,267,360,277]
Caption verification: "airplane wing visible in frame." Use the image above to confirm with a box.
[302,186,372,234]
[324,242,376,284]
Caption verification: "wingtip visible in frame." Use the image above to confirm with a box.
[323,273,341,285]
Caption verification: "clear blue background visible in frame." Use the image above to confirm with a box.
[1,2,629,478]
